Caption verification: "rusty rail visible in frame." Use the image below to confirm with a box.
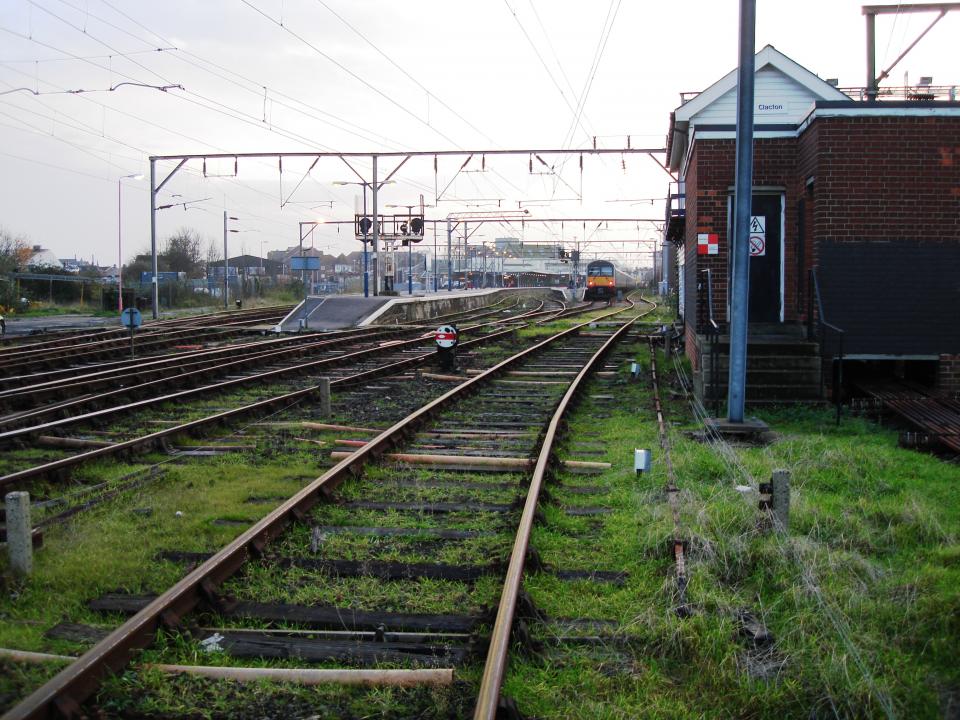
[472,295,656,719]
[2,300,643,720]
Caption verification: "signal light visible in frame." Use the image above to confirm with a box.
[357,216,372,236]
[410,217,424,235]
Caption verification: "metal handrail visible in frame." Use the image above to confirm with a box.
[809,267,845,424]
[698,269,721,415]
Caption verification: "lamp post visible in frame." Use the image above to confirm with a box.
[298,221,324,303]
[224,214,240,308]
[117,173,143,312]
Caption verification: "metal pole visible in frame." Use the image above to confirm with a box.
[362,184,369,298]
[446,218,452,292]
[433,222,437,291]
[117,179,123,312]
[371,155,379,296]
[223,212,229,309]
[866,11,877,101]
[300,228,306,303]
[726,0,756,424]
[463,222,468,288]
[408,207,414,295]
[149,158,159,319]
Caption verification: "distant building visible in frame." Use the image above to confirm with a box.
[27,246,62,269]
[225,255,283,277]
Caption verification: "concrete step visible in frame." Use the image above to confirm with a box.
[705,355,821,371]
[705,384,823,401]
[703,369,821,385]
[707,340,820,356]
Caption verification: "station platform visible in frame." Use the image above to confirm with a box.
[276,288,566,332]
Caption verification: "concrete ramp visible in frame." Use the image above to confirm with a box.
[277,296,392,332]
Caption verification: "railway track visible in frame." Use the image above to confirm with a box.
[0,305,294,375]
[1,294,657,719]
[858,381,960,454]
[0,293,592,500]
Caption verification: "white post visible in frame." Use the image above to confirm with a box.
[5,491,32,575]
[771,469,791,532]
[318,377,331,417]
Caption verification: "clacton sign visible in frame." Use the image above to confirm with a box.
[756,101,788,115]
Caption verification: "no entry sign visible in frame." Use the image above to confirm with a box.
[435,325,458,348]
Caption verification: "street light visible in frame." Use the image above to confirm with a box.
[333,179,395,297]
[117,173,143,312]
[298,220,325,303]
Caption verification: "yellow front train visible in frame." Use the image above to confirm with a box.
[584,260,636,300]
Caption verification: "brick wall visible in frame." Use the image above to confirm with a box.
[939,354,960,397]
[682,113,959,364]
[811,116,960,246]
[683,136,800,327]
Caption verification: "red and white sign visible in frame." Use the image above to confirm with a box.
[697,233,719,256]
[435,325,458,349]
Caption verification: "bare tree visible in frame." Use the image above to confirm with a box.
[0,227,31,274]
[163,228,204,276]
[205,237,223,267]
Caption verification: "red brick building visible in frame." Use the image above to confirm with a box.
[663,46,960,403]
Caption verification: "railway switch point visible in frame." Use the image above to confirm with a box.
[4,491,33,576]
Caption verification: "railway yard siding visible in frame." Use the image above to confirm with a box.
[1,299,959,719]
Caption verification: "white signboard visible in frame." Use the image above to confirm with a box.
[749,215,766,257]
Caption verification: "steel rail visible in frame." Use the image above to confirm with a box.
[0,306,292,357]
[472,296,656,719]
[0,303,548,437]
[0,321,520,490]
[0,307,293,368]
[650,339,689,612]
[0,328,243,373]
[1,302,639,720]
[0,326,387,395]
[0,332,404,430]
[0,327,401,412]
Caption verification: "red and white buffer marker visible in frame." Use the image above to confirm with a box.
[435,325,458,349]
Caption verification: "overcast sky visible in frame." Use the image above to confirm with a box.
[0,0,956,269]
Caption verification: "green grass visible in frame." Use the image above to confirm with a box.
[501,342,960,719]
[4,310,955,718]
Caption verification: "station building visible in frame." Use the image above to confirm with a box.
[662,45,960,404]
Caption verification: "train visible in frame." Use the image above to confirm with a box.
[583,259,637,301]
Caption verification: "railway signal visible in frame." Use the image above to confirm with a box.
[435,324,458,371]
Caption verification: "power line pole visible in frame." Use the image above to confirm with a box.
[372,155,379,296]
[149,159,159,319]
[223,211,230,309]
[727,0,756,423]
